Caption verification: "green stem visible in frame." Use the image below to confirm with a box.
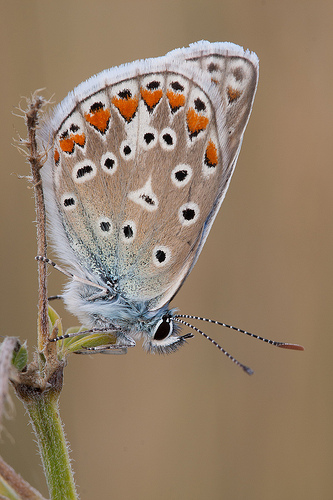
[23,392,78,500]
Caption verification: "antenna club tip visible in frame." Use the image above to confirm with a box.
[244,366,254,376]
[277,343,304,351]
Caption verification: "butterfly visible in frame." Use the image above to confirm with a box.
[38,41,303,374]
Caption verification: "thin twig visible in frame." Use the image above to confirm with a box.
[24,94,49,352]
[0,455,47,500]
[0,338,18,423]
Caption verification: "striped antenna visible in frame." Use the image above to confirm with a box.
[174,315,304,375]
[174,317,254,375]
[174,314,304,350]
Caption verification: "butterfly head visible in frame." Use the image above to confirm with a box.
[142,311,193,354]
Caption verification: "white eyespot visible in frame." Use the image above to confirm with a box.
[139,127,158,150]
[203,57,224,83]
[178,202,200,226]
[97,217,112,235]
[226,58,253,93]
[141,74,164,92]
[224,59,256,107]
[159,127,177,150]
[128,176,158,212]
[120,140,135,160]
[101,152,118,175]
[121,220,136,242]
[110,80,139,104]
[166,76,188,93]
[188,88,210,114]
[152,246,171,267]
[72,160,97,184]
[171,164,192,187]
[61,193,77,210]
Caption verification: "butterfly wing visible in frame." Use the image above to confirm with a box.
[162,42,259,301]
[40,41,258,318]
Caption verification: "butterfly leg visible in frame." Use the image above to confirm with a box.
[48,295,63,301]
[74,344,134,355]
[73,332,136,355]
[49,326,121,341]
[36,256,109,294]
[49,325,134,354]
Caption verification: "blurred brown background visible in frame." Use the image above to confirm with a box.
[1,1,332,499]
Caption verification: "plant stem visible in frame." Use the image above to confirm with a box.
[10,93,78,500]
[23,388,78,500]
[25,95,49,352]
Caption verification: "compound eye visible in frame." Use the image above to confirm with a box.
[153,317,172,341]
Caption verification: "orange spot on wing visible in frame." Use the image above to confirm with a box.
[166,90,185,112]
[112,96,139,122]
[54,149,60,165]
[205,140,218,167]
[227,86,241,103]
[73,133,86,147]
[186,108,209,136]
[85,108,111,134]
[140,88,163,110]
[59,137,74,154]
